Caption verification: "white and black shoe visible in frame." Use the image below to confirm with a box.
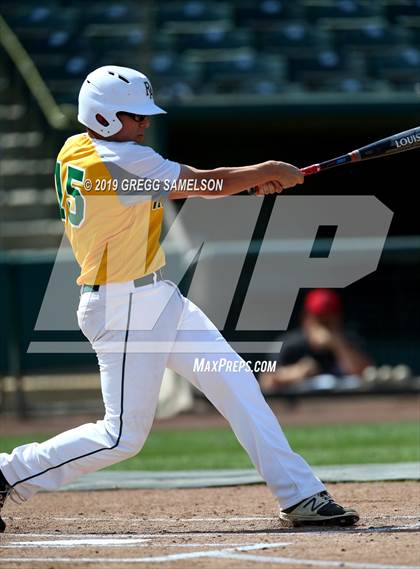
[280,491,359,527]
[0,470,11,533]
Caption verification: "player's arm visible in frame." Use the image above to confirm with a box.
[260,357,320,389]
[169,161,304,199]
[328,335,373,376]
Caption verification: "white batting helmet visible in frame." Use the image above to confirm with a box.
[78,65,166,137]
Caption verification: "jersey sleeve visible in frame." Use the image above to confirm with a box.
[93,140,181,206]
[127,145,180,184]
[118,145,180,206]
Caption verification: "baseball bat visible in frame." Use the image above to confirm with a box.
[249,126,420,193]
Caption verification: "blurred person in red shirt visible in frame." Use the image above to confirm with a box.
[260,289,372,391]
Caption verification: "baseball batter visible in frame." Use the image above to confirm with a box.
[0,66,359,532]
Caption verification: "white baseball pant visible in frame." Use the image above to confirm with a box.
[0,279,325,509]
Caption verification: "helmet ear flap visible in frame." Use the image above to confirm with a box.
[92,110,122,136]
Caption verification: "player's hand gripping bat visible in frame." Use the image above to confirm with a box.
[249,126,420,194]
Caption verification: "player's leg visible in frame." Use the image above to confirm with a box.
[166,296,325,510]
[0,281,182,503]
[167,295,359,525]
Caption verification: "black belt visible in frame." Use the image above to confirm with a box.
[81,270,163,294]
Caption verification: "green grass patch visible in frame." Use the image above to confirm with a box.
[1,422,418,471]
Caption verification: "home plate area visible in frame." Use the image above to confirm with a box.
[1,483,419,568]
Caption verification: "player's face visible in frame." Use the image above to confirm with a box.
[116,112,151,143]
[303,312,342,330]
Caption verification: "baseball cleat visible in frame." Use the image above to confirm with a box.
[280,491,359,527]
[0,470,11,533]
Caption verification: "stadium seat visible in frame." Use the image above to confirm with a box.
[149,53,201,98]
[3,0,419,107]
[257,23,330,56]
[234,0,303,27]
[368,47,420,88]
[82,2,144,26]
[157,1,233,30]
[383,0,420,22]
[0,157,54,191]
[303,0,381,21]
[171,27,253,53]
[3,5,79,34]
[329,22,412,52]
[36,54,93,81]
[287,50,362,85]
[45,80,81,106]
[0,188,58,223]
[150,53,201,78]
[19,31,89,66]
[396,17,420,44]
[20,30,77,56]
[154,80,197,101]
[84,26,146,56]
[26,53,85,106]
[304,76,392,93]
[201,75,291,95]
[201,51,286,83]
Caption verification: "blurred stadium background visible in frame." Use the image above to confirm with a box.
[0,0,420,420]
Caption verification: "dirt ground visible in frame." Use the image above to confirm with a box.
[1,396,419,567]
[1,482,419,568]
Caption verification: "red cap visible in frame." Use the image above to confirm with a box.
[304,289,342,316]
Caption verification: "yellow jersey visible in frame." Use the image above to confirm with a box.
[54,133,180,285]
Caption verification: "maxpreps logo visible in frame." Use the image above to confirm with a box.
[394,131,420,148]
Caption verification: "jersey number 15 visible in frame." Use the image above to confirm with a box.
[54,161,86,227]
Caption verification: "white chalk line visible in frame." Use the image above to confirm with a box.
[1,535,418,568]
[211,552,418,569]
[1,536,151,548]
[1,539,291,550]
[2,524,419,566]
[0,542,284,563]
[0,540,416,569]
